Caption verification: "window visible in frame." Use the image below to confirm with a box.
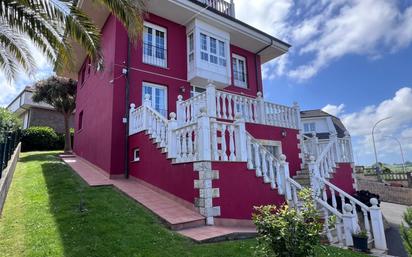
[78,111,84,130]
[232,54,247,88]
[199,33,227,67]
[142,82,167,117]
[304,123,316,133]
[143,22,167,67]
[133,148,140,162]
[190,86,206,97]
[188,33,194,63]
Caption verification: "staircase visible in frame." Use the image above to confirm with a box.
[129,88,387,251]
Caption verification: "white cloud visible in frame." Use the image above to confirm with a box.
[236,0,412,81]
[323,87,412,164]
[322,104,345,117]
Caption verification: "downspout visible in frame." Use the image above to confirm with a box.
[124,36,131,179]
[255,39,273,93]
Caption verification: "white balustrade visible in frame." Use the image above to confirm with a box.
[176,92,207,126]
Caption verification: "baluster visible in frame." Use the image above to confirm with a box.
[253,101,258,122]
[340,193,346,214]
[331,189,337,210]
[261,150,269,183]
[246,136,254,169]
[187,127,193,160]
[323,207,333,242]
[362,208,371,239]
[228,125,236,161]
[222,94,227,119]
[254,143,262,176]
[216,92,222,118]
[268,157,276,189]
[244,99,250,121]
[211,121,219,161]
[181,129,188,161]
[221,124,228,161]
[292,186,299,207]
[176,131,182,162]
[336,218,344,246]
[227,95,233,120]
[350,200,359,222]
[190,100,195,122]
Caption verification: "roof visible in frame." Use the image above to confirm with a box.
[301,109,349,138]
[189,0,291,48]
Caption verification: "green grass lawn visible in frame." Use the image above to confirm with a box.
[0,152,367,257]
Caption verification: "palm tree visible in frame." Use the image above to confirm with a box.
[0,0,146,81]
[32,76,77,153]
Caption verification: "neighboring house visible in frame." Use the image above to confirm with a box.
[60,0,386,250]
[6,87,74,133]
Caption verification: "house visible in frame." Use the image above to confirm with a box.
[7,87,74,133]
[61,0,387,250]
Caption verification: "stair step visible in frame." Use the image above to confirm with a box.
[178,226,257,243]
[170,218,206,231]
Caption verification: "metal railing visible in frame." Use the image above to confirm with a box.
[196,0,235,17]
[0,130,21,179]
[142,43,168,68]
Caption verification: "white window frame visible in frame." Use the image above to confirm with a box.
[133,148,140,162]
[142,82,168,117]
[143,22,167,68]
[232,54,247,88]
[198,32,227,68]
[188,32,195,65]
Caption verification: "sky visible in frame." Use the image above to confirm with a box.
[0,0,411,165]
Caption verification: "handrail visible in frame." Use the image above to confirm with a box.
[322,178,369,211]
[145,105,169,123]
[246,131,280,163]
[315,198,343,218]
[287,177,302,190]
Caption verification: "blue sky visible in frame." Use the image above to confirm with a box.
[0,0,411,165]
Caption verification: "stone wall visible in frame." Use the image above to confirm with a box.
[357,178,412,206]
[29,107,74,133]
[0,143,21,216]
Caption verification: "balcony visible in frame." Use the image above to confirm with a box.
[195,0,235,17]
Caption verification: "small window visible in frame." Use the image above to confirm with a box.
[304,123,316,133]
[232,54,247,88]
[199,33,227,67]
[78,111,84,130]
[133,148,140,162]
[188,33,194,63]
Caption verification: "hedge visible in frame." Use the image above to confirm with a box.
[21,126,73,152]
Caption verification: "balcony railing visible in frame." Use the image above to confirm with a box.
[143,43,167,68]
[176,82,300,130]
[196,0,235,17]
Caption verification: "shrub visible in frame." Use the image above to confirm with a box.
[401,207,412,255]
[252,188,323,257]
[21,126,61,152]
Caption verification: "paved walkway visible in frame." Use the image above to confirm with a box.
[60,155,256,243]
[381,202,409,257]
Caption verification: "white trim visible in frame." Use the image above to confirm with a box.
[143,21,168,68]
[232,54,247,88]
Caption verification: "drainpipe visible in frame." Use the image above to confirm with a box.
[255,40,273,94]
[124,36,131,179]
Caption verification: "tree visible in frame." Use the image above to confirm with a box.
[0,108,21,142]
[32,76,76,153]
[0,0,146,81]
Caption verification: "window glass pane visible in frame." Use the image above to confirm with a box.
[232,58,238,80]
[210,37,217,54]
[189,33,194,52]
[201,52,208,61]
[155,31,165,59]
[200,33,207,51]
[219,41,225,57]
[143,27,153,56]
[219,58,226,67]
[210,55,218,64]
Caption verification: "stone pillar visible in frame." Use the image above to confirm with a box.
[193,162,220,225]
[176,95,184,126]
[234,115,247,162]
[167,112,177,159]
[197,108,212,161]
[370,198,388,251]
[256,92,266,124]
[206,82,217,118]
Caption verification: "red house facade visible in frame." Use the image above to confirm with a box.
[63,0,387,250]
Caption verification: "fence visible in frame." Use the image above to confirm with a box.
[0,130,21,179]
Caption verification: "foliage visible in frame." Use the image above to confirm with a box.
[0,108,21,142]
[353,230,368,239]
[32,76,77,153]
[0,152,368,257]
[0,0,146,81]
[21,126,61,152]
[252,188,323,257]
[401,207,412,256]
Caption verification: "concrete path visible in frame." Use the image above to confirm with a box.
[381,202,409,257]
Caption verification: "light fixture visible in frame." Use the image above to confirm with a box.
[281,129,287,138]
